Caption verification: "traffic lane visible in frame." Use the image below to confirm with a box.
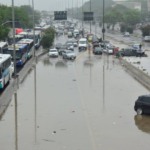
[75,53,150,150]
[0,55,94,150]
[0,52,149,150]
[82,22,143,45]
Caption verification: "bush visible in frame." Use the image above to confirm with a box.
[141,25,150,37]
[120,23,126,33]
[126,26,134,34]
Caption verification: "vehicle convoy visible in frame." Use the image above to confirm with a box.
[49,48,59,57]
[134,95,150,115]
[78,38,87,51]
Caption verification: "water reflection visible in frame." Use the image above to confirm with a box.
[42,57,53,66]
[134,115,150,134]
[55,60,67,69]
[83,59,94,68]
[102,65,105,112]
[34,65,37,143]
[14,92,18,150]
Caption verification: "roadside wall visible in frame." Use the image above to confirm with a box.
[121,58,150,91]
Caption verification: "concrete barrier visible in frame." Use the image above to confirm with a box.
[121,58,150,90]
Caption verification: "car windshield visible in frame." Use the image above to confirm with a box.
[50,49,57,52]
[79,41,86,44]
[67,51,74,54]
[95,47,102,51]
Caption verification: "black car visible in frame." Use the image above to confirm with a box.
[55,43,62,50]
[93,47,103,55]
[117,48,137,57]
[134,95,150,115]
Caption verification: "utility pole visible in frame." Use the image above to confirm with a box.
[12,0,16,78]
[102,0,105,41]
[90,0,92,34]
[32,0,35,57]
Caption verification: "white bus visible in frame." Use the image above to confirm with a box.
[0,42,8,53]
[0,54,12,89]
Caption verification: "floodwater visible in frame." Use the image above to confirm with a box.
[0,50,150,150]
[0,34,150,150]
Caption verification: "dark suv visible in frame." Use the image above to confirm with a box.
[134,95,150,115]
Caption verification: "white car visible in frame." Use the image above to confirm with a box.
[48,48,59,57]
[103,44,114,54]
[78,38,87,51]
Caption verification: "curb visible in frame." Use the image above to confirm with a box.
[121,58,150,91]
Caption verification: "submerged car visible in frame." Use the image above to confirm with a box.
[134,95,150,115]
[62,50,76,60]
[93,47,103,55]
[103,44,114,55]
[117,48,137,57]
[48,48,59,57]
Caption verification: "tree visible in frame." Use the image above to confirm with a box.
[41,27,55,49]
[0,26,10,41]
[0,4,41,40]
[123,9,140,27]
[141,25,150,37]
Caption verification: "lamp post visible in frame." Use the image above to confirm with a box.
[32,0,35,57]
[102,0,105,41]
[12,0,16,78]
[90,0,92,34]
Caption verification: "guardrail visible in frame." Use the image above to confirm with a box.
[121,58,150,90]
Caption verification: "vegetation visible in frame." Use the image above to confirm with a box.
[41,27,55,49]
[141,25,150,37]
[104,4,141,33]
[0,5,40,41]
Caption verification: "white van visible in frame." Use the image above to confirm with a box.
[73,29,79,38]
[78,38,87,51]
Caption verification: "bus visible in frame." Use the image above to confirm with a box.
[28,31,42,49]
[0,42,8,53]
[17,39,34,59]
[4,43,28,66]
[0,54,12,89]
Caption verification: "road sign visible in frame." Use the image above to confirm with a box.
[83,12,94,21]
[54,11,67,20]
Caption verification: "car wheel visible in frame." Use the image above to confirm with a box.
[137,108,143,115]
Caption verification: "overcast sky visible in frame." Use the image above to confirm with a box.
[0,0,88,11]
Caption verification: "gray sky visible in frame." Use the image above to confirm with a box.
[0,0,88,11]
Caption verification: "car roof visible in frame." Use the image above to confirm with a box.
[49,48,57,51]
[79,38,87,41]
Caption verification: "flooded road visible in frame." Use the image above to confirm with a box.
[0,34,150,150]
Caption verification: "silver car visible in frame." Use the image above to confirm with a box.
[62,50,76,60]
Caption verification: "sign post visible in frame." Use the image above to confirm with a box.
[54,11,67,20]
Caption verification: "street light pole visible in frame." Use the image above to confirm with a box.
[102,0,105,41]
[32,0,35,57]
[12,0,16,78]
[90,0,92,34]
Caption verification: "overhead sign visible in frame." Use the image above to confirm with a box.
[54,11,67,20]
[83,12,94,21]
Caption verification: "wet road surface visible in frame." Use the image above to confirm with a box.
[0,45,150,150]
[0,34,150,150]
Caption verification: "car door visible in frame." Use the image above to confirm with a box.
[143,98,150,113]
